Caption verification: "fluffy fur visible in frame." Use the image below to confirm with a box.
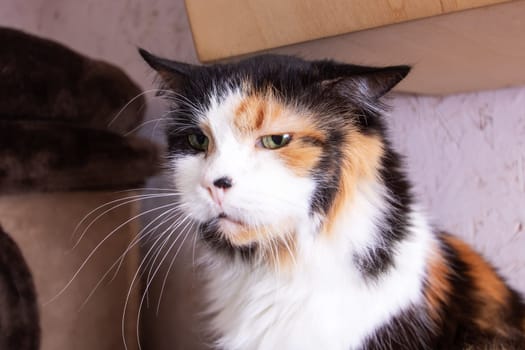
[141,50,525,349]
[0,27,144,135]
[0,225,39,350]
[0,120,160,193]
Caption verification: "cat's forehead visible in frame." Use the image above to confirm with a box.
[199,88,321,141]
[190,55,318,98]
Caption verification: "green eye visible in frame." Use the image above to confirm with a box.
[260,134,292,149]
[188,133,209,151]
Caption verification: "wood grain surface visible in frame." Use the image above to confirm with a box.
[185,0,512,61]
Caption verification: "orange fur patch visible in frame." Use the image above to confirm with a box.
[223,220,297,270]
[276,137,322,176]
[234,95,267,133]
[268,235,298,272]
[424,243,452,323]
[233,93,326,176]
[443,234,511,336]
[322,131,384,236]
[199,122,215,154]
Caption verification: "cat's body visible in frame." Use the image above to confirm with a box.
[140,51,525,349]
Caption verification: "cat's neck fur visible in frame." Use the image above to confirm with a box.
[201,177,435,350]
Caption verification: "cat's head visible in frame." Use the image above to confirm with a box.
[141,50,409,265]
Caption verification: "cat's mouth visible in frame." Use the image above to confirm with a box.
[217,213,244,226]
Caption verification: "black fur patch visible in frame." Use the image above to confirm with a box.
[199,221,257,261]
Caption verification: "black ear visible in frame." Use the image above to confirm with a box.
[351,65,410,99]
[316,62,410,100]
[138,48,193,91]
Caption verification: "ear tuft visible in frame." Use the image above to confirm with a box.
[316,61,410,100]
[138,48,193,91]
[361,65,410,99]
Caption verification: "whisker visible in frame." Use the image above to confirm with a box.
[136,225,193,349]
[45,202,179,306]
[144,215,192,286]
[107,89,165,128]
[122,214,193,350]
[71,193,180,247]
[120,213,182,350]
[136,221,194,349]
[155,221,196,315]
[113,188,180,193]
[77,206,181,311]
[282,235,297,269]
[124,118,168,137]
[139,216,182,310]
[108,206,184,283]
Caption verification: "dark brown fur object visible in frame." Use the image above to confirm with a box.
[0,225,39,350]
[0,27,144,134]
[0,120,161,193]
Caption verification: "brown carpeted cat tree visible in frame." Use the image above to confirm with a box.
[0,27,160,350]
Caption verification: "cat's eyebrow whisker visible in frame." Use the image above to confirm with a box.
[45,202,179,307]
[164,91,202,114]
[107,89,162,128]
[123,117,168,137]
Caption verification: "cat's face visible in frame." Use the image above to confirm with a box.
[173,88,322,249]
[141,51,409,262]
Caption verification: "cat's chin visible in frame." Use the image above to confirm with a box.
[217,215,245,235]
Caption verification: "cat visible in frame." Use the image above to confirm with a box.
[139,49,525,350]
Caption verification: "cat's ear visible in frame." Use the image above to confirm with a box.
[317,63,410,100]
[138,48,193,92]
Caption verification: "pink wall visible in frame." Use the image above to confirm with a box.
[2,1,524,349]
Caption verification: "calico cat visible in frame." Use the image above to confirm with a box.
[140,50,525,349]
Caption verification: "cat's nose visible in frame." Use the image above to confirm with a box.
[213,176,233,189]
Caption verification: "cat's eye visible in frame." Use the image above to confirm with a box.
[187,133,209,151]
[260,134,292,149]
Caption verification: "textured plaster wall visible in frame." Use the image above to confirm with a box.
[2,1,524,349]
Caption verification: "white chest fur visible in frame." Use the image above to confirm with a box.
[201,211,434,350]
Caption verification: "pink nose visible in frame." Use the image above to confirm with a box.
[204,176,233,206]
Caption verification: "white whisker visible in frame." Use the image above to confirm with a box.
[155,221,196,315]
[71,193,180,247]
[77,206,181,311]
[45,202,179,306]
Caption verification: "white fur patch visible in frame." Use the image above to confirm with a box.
[199,182,434,350]
[171,89,435,349]
[173,89,316,239]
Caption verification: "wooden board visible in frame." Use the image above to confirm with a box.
[185,0,525,95]
[271,0,525,94]
[185,0,512,62]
